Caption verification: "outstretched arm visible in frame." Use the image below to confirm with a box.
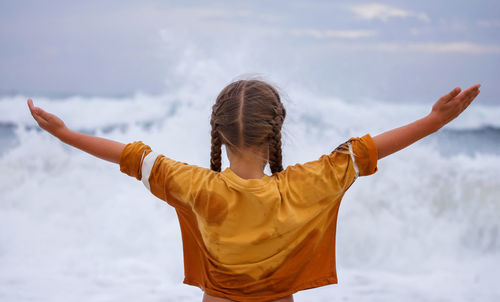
[373,84,480,159]
[27,99,125,163]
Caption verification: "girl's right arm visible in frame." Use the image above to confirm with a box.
[372,84,480,159]
[27,99,125,163]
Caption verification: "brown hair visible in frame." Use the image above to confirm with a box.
[210,79,286,174]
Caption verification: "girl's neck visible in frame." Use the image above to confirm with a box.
[227,146,267,180]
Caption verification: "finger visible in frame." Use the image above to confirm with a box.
[464,89,480,108]
[462,85,480,102]
[31,110,46,126]
[458,89,480,111]
[27,98,34,110]
[27,99,45,118]
[457,88,474,102]
[29,105,47,122]
[36,107,52,120]
[461,84,480,97]
[27,100,49,126]
[27,98,37,117]
[440,87,461,103]
[453,85,478,105]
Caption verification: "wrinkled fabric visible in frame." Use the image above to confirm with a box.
[119,134,378,302]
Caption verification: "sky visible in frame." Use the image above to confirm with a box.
[1,0,499,104]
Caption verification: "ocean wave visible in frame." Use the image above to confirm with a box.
[2,91,500,156]
[1,89,499,301]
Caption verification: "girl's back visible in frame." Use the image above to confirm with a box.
[119,131,376,300]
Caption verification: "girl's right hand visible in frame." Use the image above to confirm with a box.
[27,98,68,138]
[428,84,481,129]
[27,98,125,163]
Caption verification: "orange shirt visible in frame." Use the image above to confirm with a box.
[119,134,378,301]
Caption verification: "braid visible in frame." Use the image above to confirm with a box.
[210,115,222,172]
[269,106,284,174]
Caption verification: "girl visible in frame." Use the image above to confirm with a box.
[27,79,480,302]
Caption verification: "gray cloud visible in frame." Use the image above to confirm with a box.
[0,0,499,104]
[348,3,430,22]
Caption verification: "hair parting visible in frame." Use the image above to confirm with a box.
[210,79,286,173]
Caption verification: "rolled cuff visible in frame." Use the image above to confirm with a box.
[357,134,378,176]
[119,141,152,180]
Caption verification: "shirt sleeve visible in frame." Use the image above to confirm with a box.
[119,141,213,208]
[276,134,378,206]
[334,134,378,178]
[119,141,152,180]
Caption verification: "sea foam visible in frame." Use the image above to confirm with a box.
[1,87,499,301]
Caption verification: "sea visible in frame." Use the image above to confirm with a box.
[1,83,500,301]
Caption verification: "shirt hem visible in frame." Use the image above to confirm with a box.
[183,275,338,301]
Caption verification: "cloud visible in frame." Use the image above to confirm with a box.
[322,41,500,55]
[477,20,500,28]
[373,42,500,54]
[349,3,430,22]
[290,29,376,39]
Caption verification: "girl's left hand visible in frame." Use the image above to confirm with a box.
[428,84,481,128]
[27,99,68,138]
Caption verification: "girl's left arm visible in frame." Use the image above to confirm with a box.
[27,99,125,163]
